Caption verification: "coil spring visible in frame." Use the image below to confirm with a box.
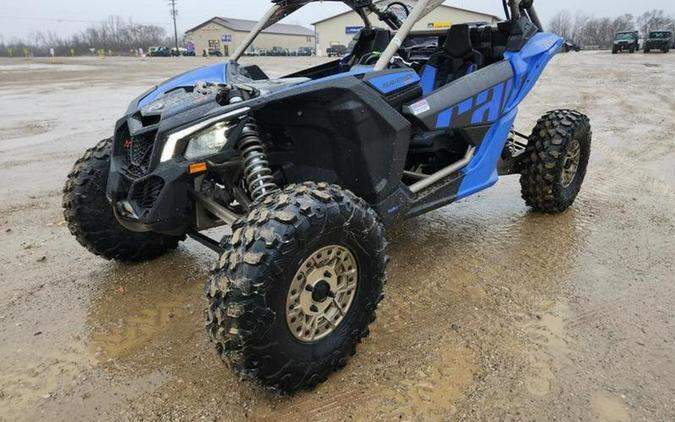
[239,120,278,201]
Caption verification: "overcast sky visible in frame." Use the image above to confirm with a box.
[1,0,673,41]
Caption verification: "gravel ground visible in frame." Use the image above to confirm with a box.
[0,52,674,421]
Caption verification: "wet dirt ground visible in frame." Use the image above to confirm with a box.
[0,52,673,421]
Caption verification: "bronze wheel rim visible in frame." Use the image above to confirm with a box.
[286,245,358,343]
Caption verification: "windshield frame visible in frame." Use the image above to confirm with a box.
[232,1,373,61]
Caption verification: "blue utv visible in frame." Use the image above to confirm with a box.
[63,0,592,392]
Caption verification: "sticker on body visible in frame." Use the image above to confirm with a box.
[409,99,431,115]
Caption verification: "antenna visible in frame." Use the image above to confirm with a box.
[168,0,179,50]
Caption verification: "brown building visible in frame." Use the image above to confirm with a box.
[185,17,316,56]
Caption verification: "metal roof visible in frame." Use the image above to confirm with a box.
[311,1,501,25]
[186,17,315,37]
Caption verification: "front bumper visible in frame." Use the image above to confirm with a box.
[108,153,193,235]
[645,41,669,50]
[614,42,637,51]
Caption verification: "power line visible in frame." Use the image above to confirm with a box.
[168,0,179,50]
[0,15,171,26]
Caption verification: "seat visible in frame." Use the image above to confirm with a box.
[423,24,484,91]
[347,28,392,67]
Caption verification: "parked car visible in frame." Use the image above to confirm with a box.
[244,48,262,56]
[327,44,348,57]
[170,47,190,57]
[269,46,290,56]
[562,40,581,52]
[297,46,315,56]
[148,46,171,57]
[612,31,639,54]
[644,30,673,53]
[207,49,223,57]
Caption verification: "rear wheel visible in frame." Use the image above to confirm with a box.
[205,183,387,392]
[63,139,182,261]
[520,110,592,213]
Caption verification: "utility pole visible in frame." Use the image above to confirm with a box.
[169,0,179,50]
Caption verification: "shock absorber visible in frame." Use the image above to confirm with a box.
[239,119,278,201]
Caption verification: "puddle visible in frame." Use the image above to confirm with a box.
[0,120,57,141]
[591,392,631,422]
[87,252,208,363]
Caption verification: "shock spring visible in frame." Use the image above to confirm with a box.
[239,119,278,201]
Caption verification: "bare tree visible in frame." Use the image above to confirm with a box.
[549,10,574,40]
[549,9,674,50]
[638,10,675,35]
[613,14,636,32]
[0,17,170,57]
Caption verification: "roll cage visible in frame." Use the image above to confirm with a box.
[232,0,543,67]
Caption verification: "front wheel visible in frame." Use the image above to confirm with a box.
[63,139,182,261]
[520,110,592,213]
[205,183,387,392]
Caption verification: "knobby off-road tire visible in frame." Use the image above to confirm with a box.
[63,138,182,261]
[520,110,592,213]
[205,182,388,392]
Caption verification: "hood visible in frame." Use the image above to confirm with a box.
[128,61,311,115]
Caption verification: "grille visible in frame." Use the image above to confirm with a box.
[122,136,155,178]
[130,176,165,210]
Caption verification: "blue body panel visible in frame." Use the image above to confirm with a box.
[420,65,437,95]
[457,32,562,199]
[137,62,229,108]
[131,32,562,207]
[456,108,518,199]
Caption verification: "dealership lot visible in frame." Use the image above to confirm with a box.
[0,52,674,420]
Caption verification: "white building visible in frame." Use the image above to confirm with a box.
[312,0,500,56]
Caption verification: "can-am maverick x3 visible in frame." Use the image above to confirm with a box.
[64,0,591,392]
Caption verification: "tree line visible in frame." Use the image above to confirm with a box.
[0,16,173,57]
[549,9,675,49]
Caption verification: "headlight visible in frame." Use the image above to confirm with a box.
[159,107,250,162]
[184,122,229,160]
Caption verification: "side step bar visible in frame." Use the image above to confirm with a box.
[408,146,476,193]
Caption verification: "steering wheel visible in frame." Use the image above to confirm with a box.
[383,2,410,28]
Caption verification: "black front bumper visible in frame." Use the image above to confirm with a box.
[106,116,196,236]
[614,43,635,51]
[645,41,670,50]
[108,154,193,236]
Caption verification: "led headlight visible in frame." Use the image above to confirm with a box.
[184,122,228,160]
[159,107,250,163]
